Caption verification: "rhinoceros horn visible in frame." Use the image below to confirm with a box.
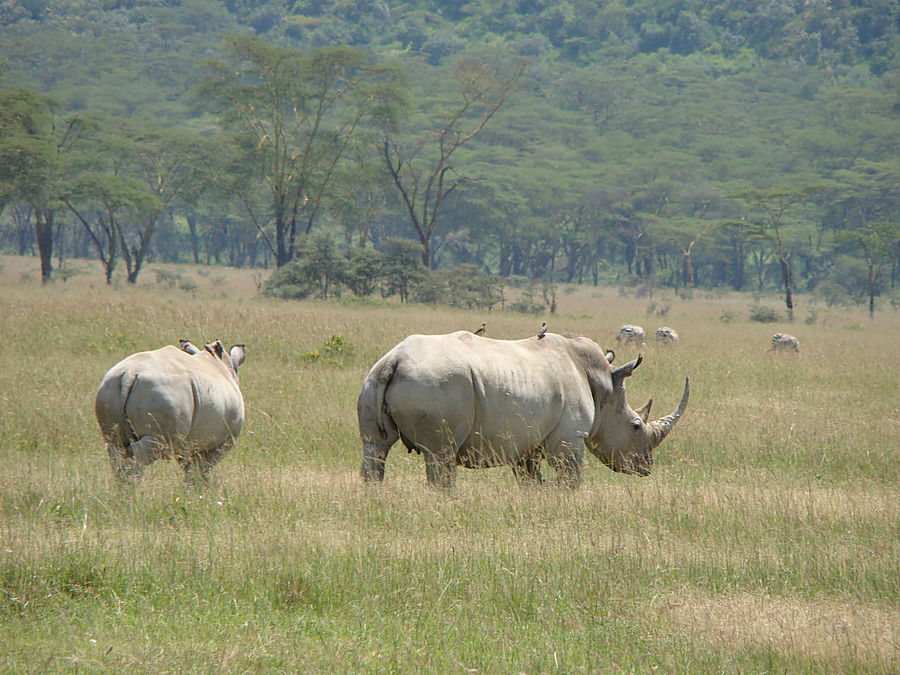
[650,377,690,444]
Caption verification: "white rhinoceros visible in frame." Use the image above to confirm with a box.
[358,331,689,487]
[95,340,245,484]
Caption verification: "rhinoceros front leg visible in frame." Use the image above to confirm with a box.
[424,447,457,488]
[179,440,233,488]
[544,438,584,488]
[512,453,544,484]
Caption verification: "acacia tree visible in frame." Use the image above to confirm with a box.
[199,36,404,267]
[0,86,87,282]
[838,221,900,318]
[121,126,215,283]
[383,57,524,268]
[731,186,820,320]
[64,171,159,284]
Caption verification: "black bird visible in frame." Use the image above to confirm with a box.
[537,321,547,339]
[474,322,486,336]
[179,338,200,355]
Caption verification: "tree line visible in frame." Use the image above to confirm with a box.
[2,1,900,316]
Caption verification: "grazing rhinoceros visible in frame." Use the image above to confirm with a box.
[655,326,679,345]
[617,324,645,345]
[358,331,689,488]
[95,340,246,485]
[770,333,800,353]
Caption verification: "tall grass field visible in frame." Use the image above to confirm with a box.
[1,255,898,673]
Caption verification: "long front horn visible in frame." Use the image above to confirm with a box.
[650,377,690,444]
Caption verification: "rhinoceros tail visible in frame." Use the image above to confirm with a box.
[115,372,140,448]
[372,356,398,440]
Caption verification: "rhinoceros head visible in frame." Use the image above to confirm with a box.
[587,355,690,476]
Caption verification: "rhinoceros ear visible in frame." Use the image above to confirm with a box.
[611,354,643,388]
[229,344,246,368]
[604,348,615,364]
[635,398,653,422]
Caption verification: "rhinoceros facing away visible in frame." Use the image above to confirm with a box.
[95,340,245,485]
[358,331,689,488]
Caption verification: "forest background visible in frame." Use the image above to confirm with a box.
[1,0,900,317]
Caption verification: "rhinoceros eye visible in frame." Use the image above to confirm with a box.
[631,419,642,430]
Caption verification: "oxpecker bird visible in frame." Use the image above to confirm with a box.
[474,322,486,336]
[537,321,547,339]
[179,338,201,355]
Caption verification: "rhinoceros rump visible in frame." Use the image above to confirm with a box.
[95,341,245,485]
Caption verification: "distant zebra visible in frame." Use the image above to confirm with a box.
[655,326,679,345]
[616,324,645,345]
[770,333,800,353]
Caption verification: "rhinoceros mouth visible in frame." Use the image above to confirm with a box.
[615,455,653,476]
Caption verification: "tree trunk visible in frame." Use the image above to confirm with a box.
[778,252,794,321]
[276,213,289,267]
[187,214,200,264]
[868,264,876,318]
[35,208,54,283]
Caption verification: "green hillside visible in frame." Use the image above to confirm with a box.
[1,1,899,311]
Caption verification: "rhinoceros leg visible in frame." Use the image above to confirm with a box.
[512,453,544,484]
[128,435,167,466]
[178,440,233,488]
[106,442,144,483]
[424,447,457,488]
[544,438,584,488]
[360,430,397,483]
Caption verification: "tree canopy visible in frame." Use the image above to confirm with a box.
[1,0,899,310]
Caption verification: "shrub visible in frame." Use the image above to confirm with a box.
[748,304,781,323]
[343,248,385,297]
[439,265,503,311]
[508,284,545,314]
[264,233,344,300]
[301,335,353,365]
[720,310,739,323]
[380,238,426,303]
[178,278,198,293]
[155,268,181,288]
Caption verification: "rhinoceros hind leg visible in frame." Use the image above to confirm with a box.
[128,435,166,466]
[107,443,144,483]
[361,431,397,483]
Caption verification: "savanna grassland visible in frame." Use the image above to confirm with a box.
[1,255,898,674]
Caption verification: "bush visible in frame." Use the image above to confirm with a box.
[748,304,781,323]
[441,265,502,311]
[264,233,344,300]
[301,334,353,365]
[178,278,198,293]
[343,248,385,297]
[410,273,447,305]
[155,268,181,288]
[380,238,426,303]
[719,310,739,323]
[508,284,546,314]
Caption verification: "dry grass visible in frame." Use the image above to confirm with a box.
[1,254,899,673]
[659,591,900,665]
